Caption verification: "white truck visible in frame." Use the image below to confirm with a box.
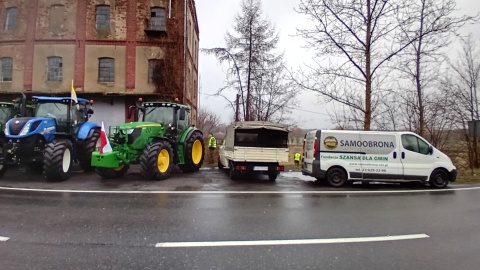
[218,121,289,181]
[302,130,457,188]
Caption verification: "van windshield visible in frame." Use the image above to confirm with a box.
[234,128,288,148]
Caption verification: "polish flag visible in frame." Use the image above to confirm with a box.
[100,121,113,154]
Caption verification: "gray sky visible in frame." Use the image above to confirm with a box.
[196,0,480,129]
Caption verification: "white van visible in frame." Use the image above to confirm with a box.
[301,130,457,188]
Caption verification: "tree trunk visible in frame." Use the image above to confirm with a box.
[416,0,426,137]
[245,21,254,121]
[364,0,372,131]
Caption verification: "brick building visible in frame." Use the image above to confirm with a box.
[0,0,199,128]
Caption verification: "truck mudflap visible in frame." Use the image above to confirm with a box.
[450,169,457,182]
[91,150,122,168]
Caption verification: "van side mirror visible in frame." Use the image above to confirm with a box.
[428,146,433,155]
[179,108,186,121]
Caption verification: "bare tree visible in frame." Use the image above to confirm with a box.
[449,36,480,168]
[294,0,462,130]
[202,0,296,122]
[196,108,222,137]
[394,0,476,136]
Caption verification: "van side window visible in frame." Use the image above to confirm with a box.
[417,138,430,155]
[401,134,429,155]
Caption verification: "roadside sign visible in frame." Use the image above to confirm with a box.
[468,120,480,138]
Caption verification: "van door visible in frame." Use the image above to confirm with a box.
[359,133,403,180]
[400,134,433,181]
[302,131,317,173]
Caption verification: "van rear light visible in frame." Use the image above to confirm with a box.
[314,139,318,154]
[236,165,247,171]
[302,137,306,153]
[276,166,285,171]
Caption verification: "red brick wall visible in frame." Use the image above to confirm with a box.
[125,0,137,91]
[74,0,87,90]
[0,1,28,41]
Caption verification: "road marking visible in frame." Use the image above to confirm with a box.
[155,234,430,248]
[0,186,479,194]
[0,236,9,242]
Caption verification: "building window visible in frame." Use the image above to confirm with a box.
[4,7,17,31]
[148,59,162,83]
[0,57,13,82]
[150,7,166,31]
[49,5,65,31]
[98,58,114,82]
[47,57,62,81]
[96,5,110,30]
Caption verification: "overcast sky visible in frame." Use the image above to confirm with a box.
[196,0,480,129]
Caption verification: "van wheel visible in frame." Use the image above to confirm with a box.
[429,169,449,189]
[327,168,347,187]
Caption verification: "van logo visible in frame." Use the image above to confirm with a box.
[324,136,338,150]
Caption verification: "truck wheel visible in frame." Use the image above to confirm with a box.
[140,141,173,180]
[181,131,204,172]
[268,172,277,181]
[218,157,224,170]
[43,140,73,182]
[96,164,129,179]
[78,128,100,172]
[429,169,449,189]
[326,167,347,187]
[229,162,238,180]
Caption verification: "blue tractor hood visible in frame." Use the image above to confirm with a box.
[5,117,57,141]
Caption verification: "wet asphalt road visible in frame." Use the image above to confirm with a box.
[1,167,480,269]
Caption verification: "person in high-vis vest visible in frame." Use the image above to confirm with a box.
[294,152,301,166]
[208,133,217,164]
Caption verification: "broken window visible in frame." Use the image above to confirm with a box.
[150,7,166,31]
[0,57,13,82]
[96,5,110,30]
[98,58,114,82]
[47,56,62,81]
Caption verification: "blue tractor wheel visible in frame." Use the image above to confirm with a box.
[43,140,73,182]
[78,128,100,172]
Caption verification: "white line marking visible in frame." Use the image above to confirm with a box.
[0,186,479,194]
[155,234,430,248]
[0,236,10,242]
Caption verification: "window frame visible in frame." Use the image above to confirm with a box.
[148,59,162,84]
[98,57,115,83]
[4,7,17,31]
[46,56,63,82]
[0,57,13,82]
[150,7,166,31]
[401,134,430,155]
[95,5,110,30]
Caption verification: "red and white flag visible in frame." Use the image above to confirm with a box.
[100,121,113,154]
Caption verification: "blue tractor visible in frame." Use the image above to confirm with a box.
[1,96,100,181]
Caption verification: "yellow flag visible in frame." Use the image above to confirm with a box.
[71,80,79,109]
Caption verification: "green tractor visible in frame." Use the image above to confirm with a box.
[91,100,205,180]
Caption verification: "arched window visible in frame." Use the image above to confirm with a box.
[98,58,115,82]
[0,57,13,82]
[150,7,166,31]
[47,56,62,81]
[96,5,110,30]
[4,7,17,31]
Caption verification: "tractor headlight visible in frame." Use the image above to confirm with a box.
[4,126,9,136]
[126,129,135,134]
[19,122,31,136]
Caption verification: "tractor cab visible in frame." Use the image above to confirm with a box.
[32,96,94,134]
[0,101,34,131]
[131,101,190,141]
